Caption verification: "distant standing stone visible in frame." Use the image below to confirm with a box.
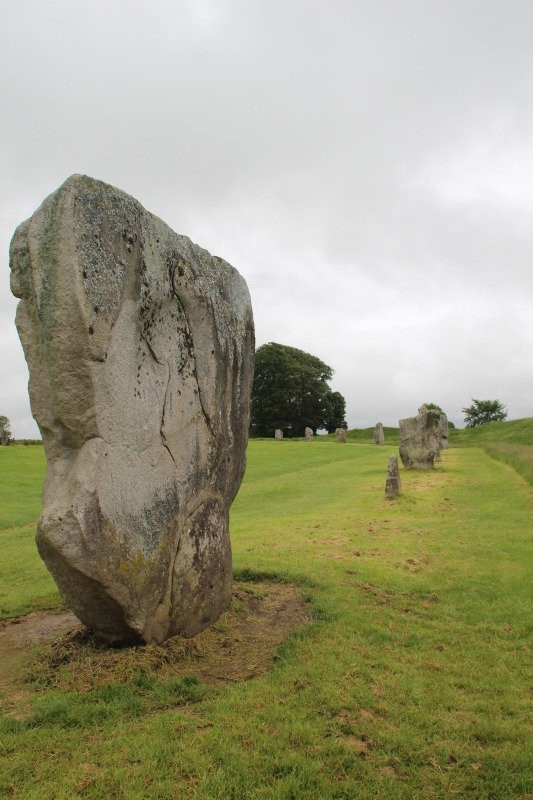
[274,429,283,440]
[337,429,347,443]
[399,405,440,469]
[438,413,449,449]
[374,422,385,445]
[385,456,402,499]
[305,427,314,440]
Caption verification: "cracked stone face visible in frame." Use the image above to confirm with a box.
[399,405,440,470]
[10,175,255,645]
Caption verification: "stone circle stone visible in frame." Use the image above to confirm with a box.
[304,427,313,440]
[274,429,283,440]
[10,175,255,645]
[374,422,385,445]
[337,429,347,443]
[399,405,440,469]
[385,455,402,499]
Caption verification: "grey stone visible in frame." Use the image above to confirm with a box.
[10,175,255,645]
[304,427,313,440]
[373,422,385,445]
[385,456,401,499]
[438,413,449,449]
[274,429,283,440]
[337,428,347,443]
[399,405,440,469]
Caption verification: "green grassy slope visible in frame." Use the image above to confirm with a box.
[449,417,533,446]
[450,418,533,485]
[1,441,532,799]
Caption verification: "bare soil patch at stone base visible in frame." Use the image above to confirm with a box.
[1,582,308,702]
[0,610,79,682]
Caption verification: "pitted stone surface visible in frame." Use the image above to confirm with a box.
[304,427,313,440]
[399,405,440,470]
[10,175,255,645]
[274,429,283,440]
[337,429,347,443]
[385,456,401,498]
[438,413,449,449]
[374,422,385,445]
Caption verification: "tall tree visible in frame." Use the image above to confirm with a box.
[251,343,346,437]
[0,415,12,445]
[325,391,347,433]
[462,398,507,427]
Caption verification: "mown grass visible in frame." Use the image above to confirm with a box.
[0,440,532,799]
[451,418,533,485]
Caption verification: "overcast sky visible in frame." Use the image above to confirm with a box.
[2,0,532,435]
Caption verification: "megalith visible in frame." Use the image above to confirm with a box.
[385,456,401,499]
[399,405,440,469]
[337,429,347,443]
[10,175,255,645]
[374,422,385,445]
[274,429,283,440]
[304,427,314,440]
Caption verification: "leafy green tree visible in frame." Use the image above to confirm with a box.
[325,391,347,433]
[0,415,12,445]
[251,343,346,437]
[462,398,507,427]
[423,402,444,414]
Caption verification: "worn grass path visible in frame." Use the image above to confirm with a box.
[0,441,531,799]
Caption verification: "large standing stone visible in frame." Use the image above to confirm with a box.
[399,405,440,469]
[304,427,314,440]
[10,175,255,645]
[274,429,283,440]
[337,429,347,443]
[385,456,401,499]
[373,422,385,445]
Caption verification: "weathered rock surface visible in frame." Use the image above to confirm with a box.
[10,175,255,645]
[385,456,401,499]
[374,422,385,445]
[304,427,313,440]
[438,413,449,449]
[399,405,440,469]
[337,429,347,443]
[274,429,283,440]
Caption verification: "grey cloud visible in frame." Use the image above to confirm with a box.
[1,0,532,436]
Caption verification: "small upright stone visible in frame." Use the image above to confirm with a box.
[374,422,385,445]
[304,427,314,440]
[399,405,440,469]
[274,429,283,440]
[10,175,255,645]
[385,456,401,499]
[337,428,347,443]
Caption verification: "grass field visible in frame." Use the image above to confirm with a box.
[0,438,532,799]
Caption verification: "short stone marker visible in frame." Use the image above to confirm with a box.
[374,422,385,445]
[385,456,402,498]
[274,429,283,440]
[305,427,314,440]
[10,174,255,645]
[337,428,347,443]
[399,405,440,469]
